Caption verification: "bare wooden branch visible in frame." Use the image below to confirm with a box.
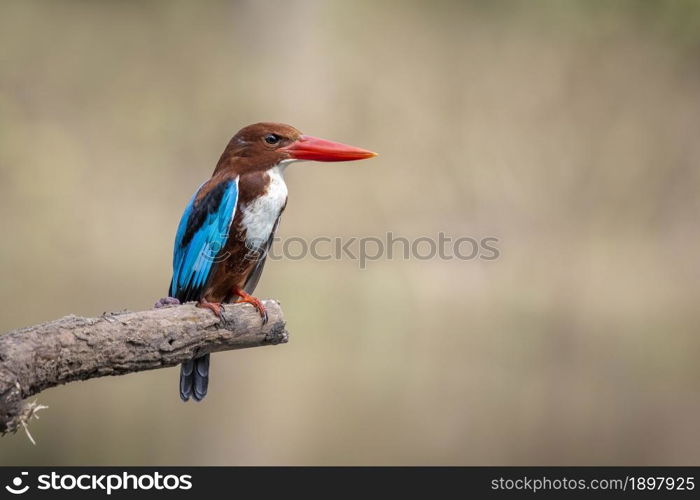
[0,300,288,436]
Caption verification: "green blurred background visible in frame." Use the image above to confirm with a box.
[1,0,699,464]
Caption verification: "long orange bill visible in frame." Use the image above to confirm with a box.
[282,135,377,162]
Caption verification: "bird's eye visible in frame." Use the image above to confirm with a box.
[264,134,280,145]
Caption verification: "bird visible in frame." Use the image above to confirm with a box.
[166,122,376,401]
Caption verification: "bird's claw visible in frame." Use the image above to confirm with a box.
[233,288,268,324]
[237,297,267,324]
[196,299,224,318]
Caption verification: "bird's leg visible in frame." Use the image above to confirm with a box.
[196,297,224,318]
[233,287,268,324]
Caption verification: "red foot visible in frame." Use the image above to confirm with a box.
[196,298,224,318]
[233,287,268,324]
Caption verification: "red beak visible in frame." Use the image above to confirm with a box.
[281,135,377,162]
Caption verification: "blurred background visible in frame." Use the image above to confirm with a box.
[1,0,699,465]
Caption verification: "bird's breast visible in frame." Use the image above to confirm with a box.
[240,166,288,250]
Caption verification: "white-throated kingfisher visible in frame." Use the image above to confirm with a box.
[164,123,376,401]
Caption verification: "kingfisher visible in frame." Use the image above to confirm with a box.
[165,122,376,402]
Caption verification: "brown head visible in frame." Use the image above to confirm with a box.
[214,122,377,175]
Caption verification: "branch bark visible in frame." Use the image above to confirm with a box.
[0,300,288,436]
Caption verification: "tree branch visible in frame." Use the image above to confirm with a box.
[0,300,288,436]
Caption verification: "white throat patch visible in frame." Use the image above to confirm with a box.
[242,165,288,250]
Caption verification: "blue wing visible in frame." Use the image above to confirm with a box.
[169,177,239,301]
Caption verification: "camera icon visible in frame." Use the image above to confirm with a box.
[5,472,29,495]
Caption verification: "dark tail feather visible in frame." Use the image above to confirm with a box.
[180,354,210,402]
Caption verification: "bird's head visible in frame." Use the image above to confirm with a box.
[215,122,377,174]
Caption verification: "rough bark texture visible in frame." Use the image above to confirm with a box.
[0,300,287,436]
